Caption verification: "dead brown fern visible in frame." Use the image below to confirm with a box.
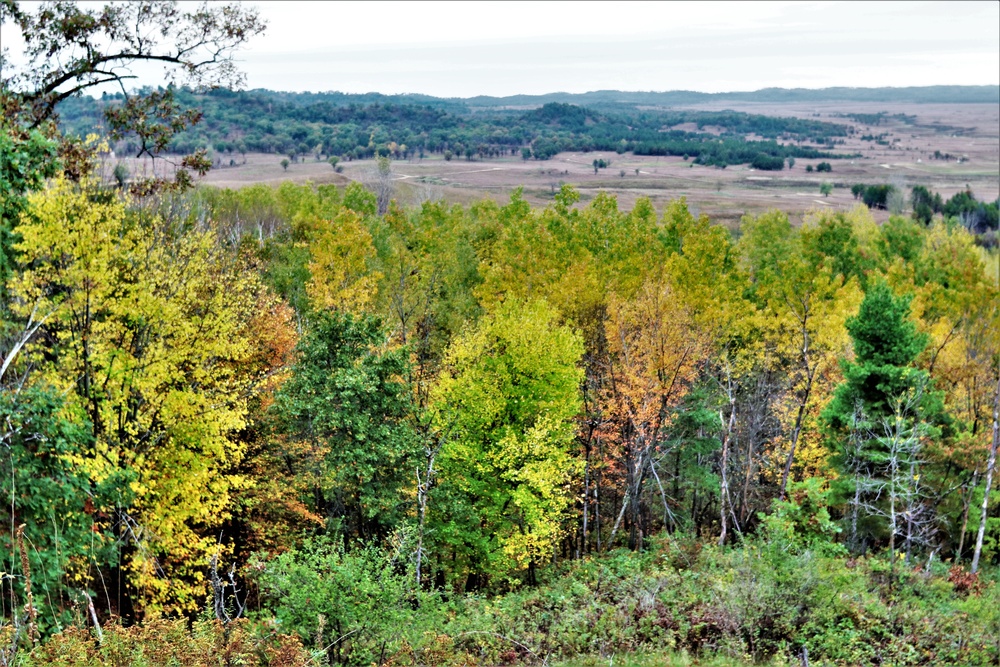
[14,525,38,644]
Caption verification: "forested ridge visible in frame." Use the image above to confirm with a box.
[58,88,851,168]
[3,2,1000,665]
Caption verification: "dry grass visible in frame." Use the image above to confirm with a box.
[108,101,997,226]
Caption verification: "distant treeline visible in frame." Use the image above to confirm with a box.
[849,182,999,240]
[837,112,917,126]
[58,88,851,170]
[461,85,1000,108]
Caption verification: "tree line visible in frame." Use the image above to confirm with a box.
[57,91,850,169]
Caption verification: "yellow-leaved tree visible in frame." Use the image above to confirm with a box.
[429,299,584,586]
[11,179,267,615]
[738,210,862,497]
[599,276,708,549]
[306,207,382,313]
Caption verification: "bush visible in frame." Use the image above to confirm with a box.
[249,536,444,666]
[244,532,1000,666]
[759,478,843,554]
[23,619,309,666]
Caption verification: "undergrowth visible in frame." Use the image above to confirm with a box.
[13,530,1000,666]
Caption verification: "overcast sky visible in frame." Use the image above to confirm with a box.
[234,1,999,97]
[3,1,998,97]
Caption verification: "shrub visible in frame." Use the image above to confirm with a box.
[24,619,309,666]
[249,536,443,666]
[246,532,1000,666]
[759,478,843,554]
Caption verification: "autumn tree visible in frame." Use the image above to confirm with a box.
[474,187,600,328]
[738,210,860,500]
[429,299,583,587]
[599,278,706,549]
[9,179,269,615]
[1,7,268,574]
[306,207,382,314]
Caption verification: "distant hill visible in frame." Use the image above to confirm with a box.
[460,85,1000,109]
[134,85,1000,113]
[58,89,852,169]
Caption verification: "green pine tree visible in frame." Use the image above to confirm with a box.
[825,280,936,429]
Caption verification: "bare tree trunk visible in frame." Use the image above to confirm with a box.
[780,399,810,501]
[595,435,603,552]
[414,444,438,588]
[889,468,897,579]
[850,478,862,551]
[905,454,917,565]
[740,425,755,524]
[718,395,737,547]
[649,453,674,531]
[780,313,816,501]
[957,471,977,562]
[1,302,50,386]
[972,371,1000,574]
[608,487,629,549]
[627,449,646,550]
[580,444,590,558]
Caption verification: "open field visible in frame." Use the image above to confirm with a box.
[119,101,997,227]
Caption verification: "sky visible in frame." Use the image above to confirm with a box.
[234,0,1000,97]
[3,1,998,98]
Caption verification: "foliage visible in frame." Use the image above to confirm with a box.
[0,126,59,289]
[0,386,122,635]
[854,183,895,210]
[22,618,308,666]
[759,478,843,553]
[750,153,784,171]
[20,531,1000,666]
[258,530,998,666]
[250,536,435,667]
[824,281,932,429]
[271,311,418,541]
[306,208,382,313]
[430,299,584,584]
[10,179,269,615]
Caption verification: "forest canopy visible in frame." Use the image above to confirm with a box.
[2,166,999,664]
[2,3,1000,665]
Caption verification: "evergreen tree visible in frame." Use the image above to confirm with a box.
[825,280,930,429]
[823,280,947,551]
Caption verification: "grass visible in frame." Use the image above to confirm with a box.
[551,651,772,667]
